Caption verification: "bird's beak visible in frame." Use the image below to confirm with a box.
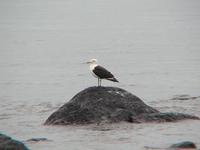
[82,61,90,64]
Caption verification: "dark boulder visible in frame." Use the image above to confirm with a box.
[45,86,199,125]
[0,133,29,150]
[170,141,197,149]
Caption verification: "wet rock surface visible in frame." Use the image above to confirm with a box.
[0,133,29,150]
[45,87,199,125]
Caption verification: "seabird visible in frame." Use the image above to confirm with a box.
[86,58,119,86]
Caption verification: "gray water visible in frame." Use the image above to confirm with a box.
[0,0,200,149]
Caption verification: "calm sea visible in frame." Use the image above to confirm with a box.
[0,0,200,149]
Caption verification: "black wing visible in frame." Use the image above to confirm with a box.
[93,65,114,79]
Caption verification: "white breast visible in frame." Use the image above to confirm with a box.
[89,64,98,78]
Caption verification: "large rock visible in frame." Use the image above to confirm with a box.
[45,87,199,125]
[0,133,29,150]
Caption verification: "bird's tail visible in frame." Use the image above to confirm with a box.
[107,77,119,82]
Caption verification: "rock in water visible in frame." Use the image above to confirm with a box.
[0,133,29,150]
[170,141,197,149]
[45,87,199,125]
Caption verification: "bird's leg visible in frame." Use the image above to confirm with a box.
[98,78,99,87]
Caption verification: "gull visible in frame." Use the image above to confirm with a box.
[86,58,119,86]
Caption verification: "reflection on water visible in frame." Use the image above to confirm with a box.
[0,0,200,149]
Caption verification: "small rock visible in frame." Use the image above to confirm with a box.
[170,141,197,149]
[171,95,199,101]
[26,138,49,142]
[0,133,30,150]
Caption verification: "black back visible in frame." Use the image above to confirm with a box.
[93,65,114,79]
